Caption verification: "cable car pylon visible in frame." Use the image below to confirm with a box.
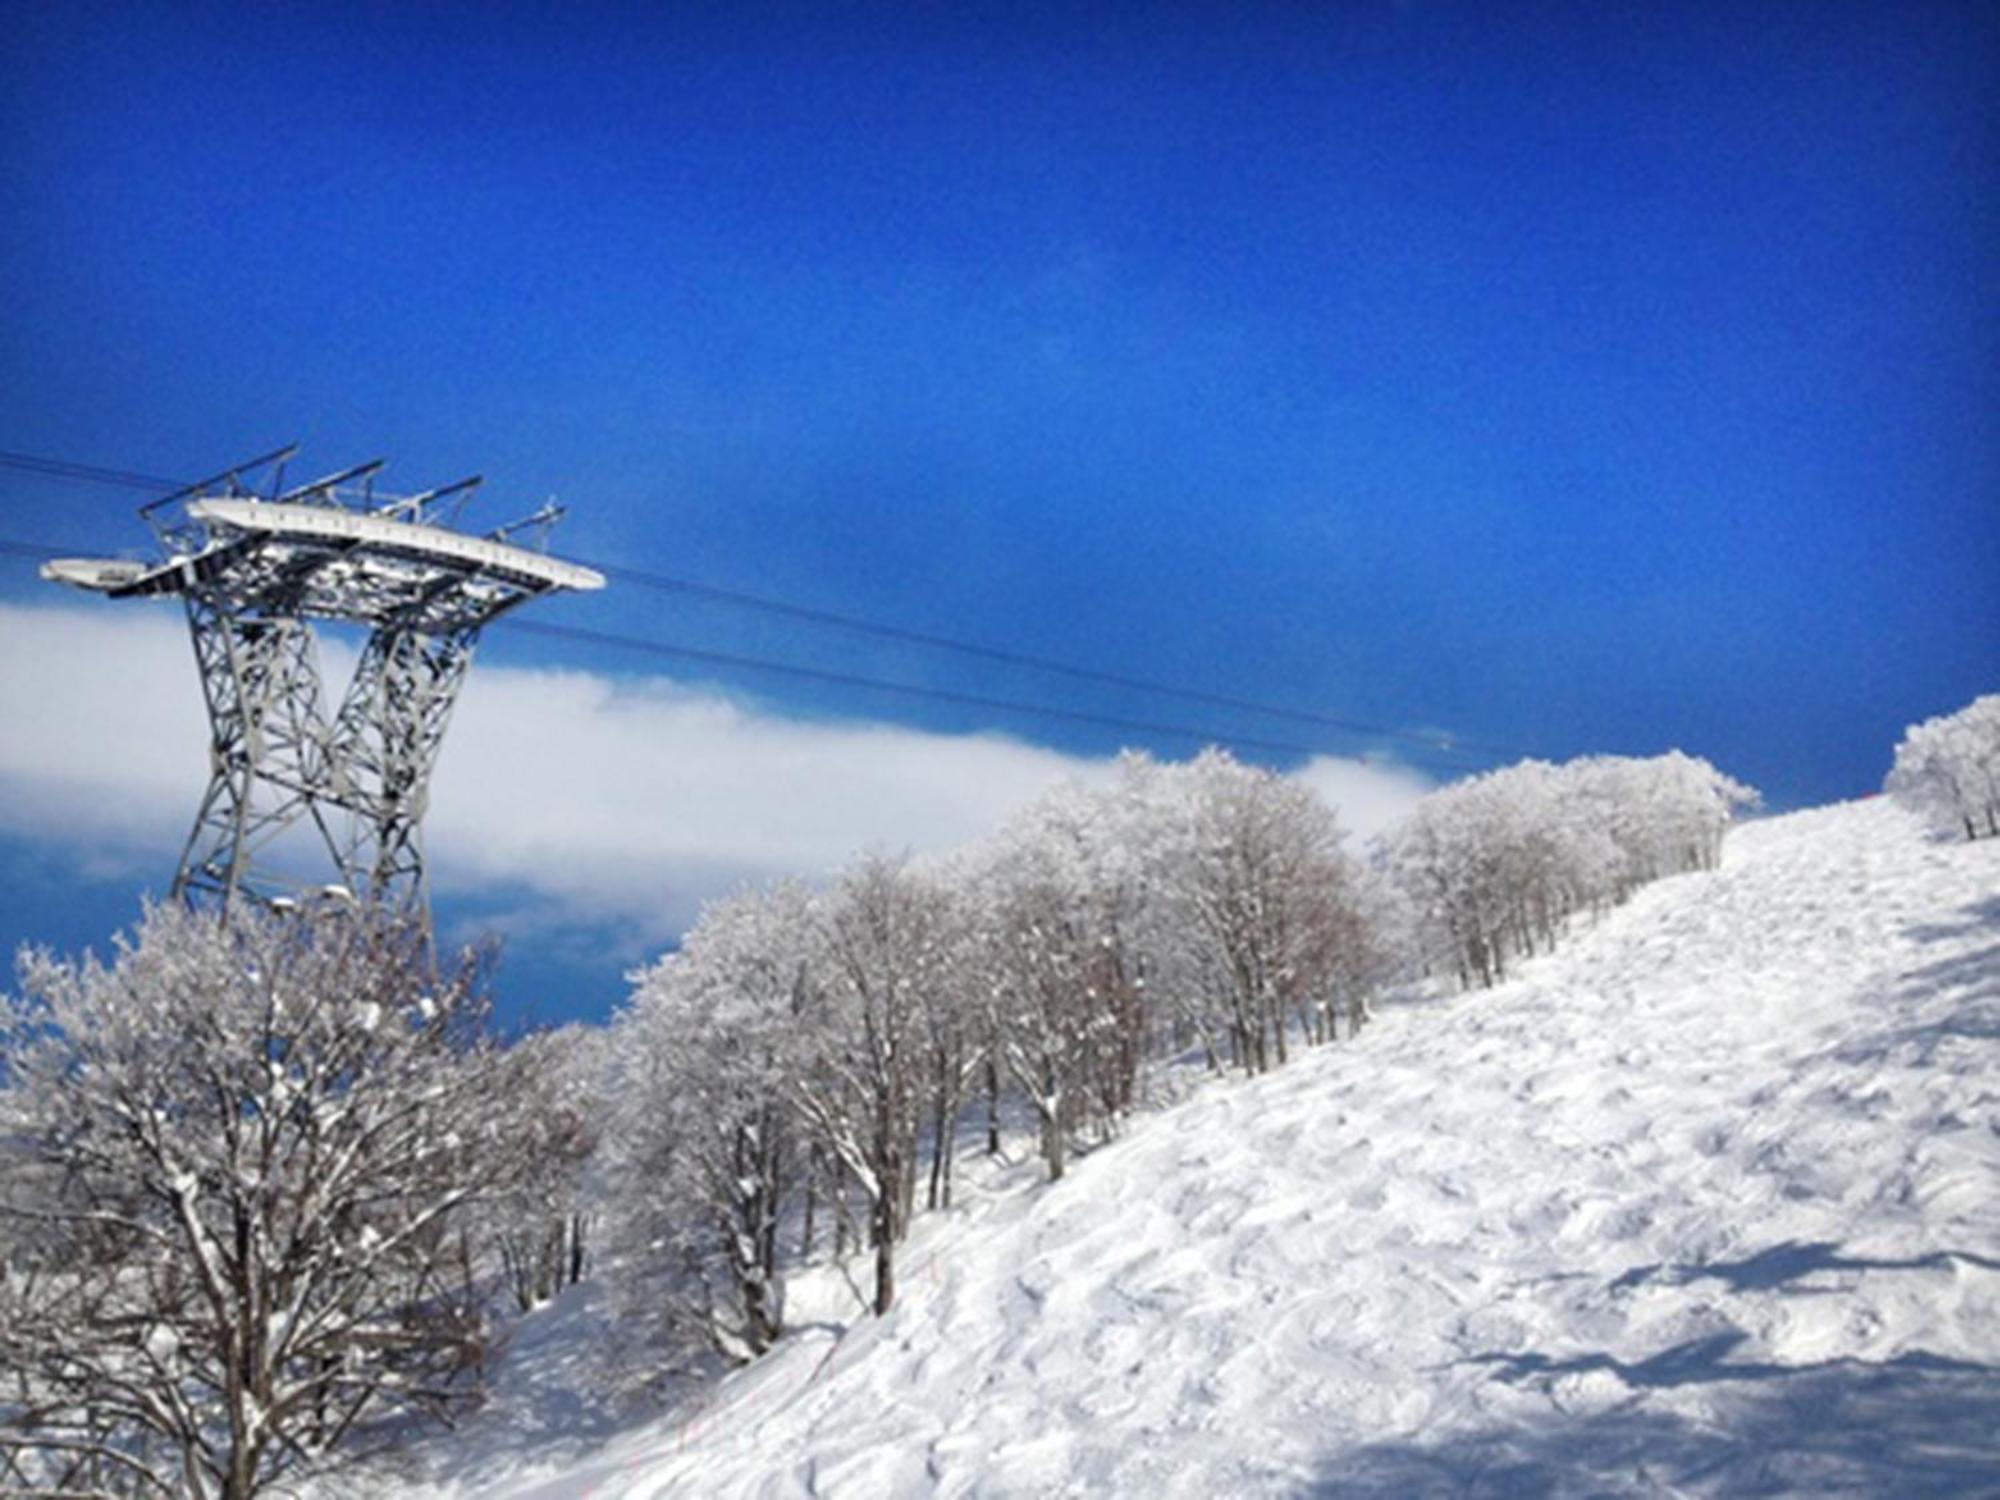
[43,446,605,921]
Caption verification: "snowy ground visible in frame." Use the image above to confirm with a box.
[389,797,2000,1497]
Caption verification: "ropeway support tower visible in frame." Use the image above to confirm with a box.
[43,446,605,920]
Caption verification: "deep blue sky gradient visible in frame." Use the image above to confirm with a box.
[1,2,1993,1018]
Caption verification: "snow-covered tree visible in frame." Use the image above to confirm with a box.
[965,772,1155,1180]
[608,880,817,1362]
[1144,750,1367,1074]
[794,856,948,1315]
[914,866,989,1211]
[483,1024,603,1314]
[1887,693,2000,841]
[969,835,1102,1182]
[0,901,520,1500]
[1387,751,1757,989]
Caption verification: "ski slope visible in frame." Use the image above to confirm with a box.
[416,797,2000,1497]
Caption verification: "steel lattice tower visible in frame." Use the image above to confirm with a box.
[43,446,605,918]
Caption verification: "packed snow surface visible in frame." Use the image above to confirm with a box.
[412,798,2000,1497]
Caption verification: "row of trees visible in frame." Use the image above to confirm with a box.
[604,751,1399,1361]
[601,747,1753,1367]
[1385,752,1758,988]
[2,744,1760,1495]
[1887,692,1999,842]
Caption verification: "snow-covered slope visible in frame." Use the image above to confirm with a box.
[422,798,2000,1498]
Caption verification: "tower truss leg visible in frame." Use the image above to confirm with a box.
[171,594,344,908]
[332,624,479,912]
[171,605,480,921]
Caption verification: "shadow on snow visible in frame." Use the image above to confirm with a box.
[1317,1343,2000,1497]
[1610,1239,2000,1295]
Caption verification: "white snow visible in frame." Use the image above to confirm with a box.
[397,797,2000,1497]
[143,1323,180,1364]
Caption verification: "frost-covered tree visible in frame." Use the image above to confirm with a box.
[1285,854,1407,1045]
[794,856,947,1316]
[1144,750,1367,1074]
[483,1024,602,1314]
[609,881,817,1361]
[607,859,956,1352]
[967,773,1155,1181]
[970,836,1102,1182]
[914,866,989,1211]
[1887,693,2000,841]
[0,901,519,1500]
[1612,750,1758,877]
[1388,751,1757,989]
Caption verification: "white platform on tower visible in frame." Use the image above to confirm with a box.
[42,498,604,607]
[187,499,606,592]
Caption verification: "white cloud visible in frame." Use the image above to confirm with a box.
[0,602,207,865]
[1292,755,1437,848]
[0,602,1433,943]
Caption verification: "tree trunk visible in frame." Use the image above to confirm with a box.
[224,1435,257,1500]
[927,1087,950,1211]
[985,1056,1002,1155]
[801,1156,818,1259]
[871,1195,897,1315]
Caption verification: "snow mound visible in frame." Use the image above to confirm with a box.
[427,797,2000,1497]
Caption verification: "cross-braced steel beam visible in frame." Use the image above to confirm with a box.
[172,597,338,908]
[328,621,480,910]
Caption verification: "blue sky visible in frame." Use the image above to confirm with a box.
[1,2,1993,1024]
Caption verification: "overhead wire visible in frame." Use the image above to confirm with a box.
[0,446,1524,769]
[508,619,1493,774]
[0,449,183,490]
[0,533,1493,774]
[589,562,1525,758]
